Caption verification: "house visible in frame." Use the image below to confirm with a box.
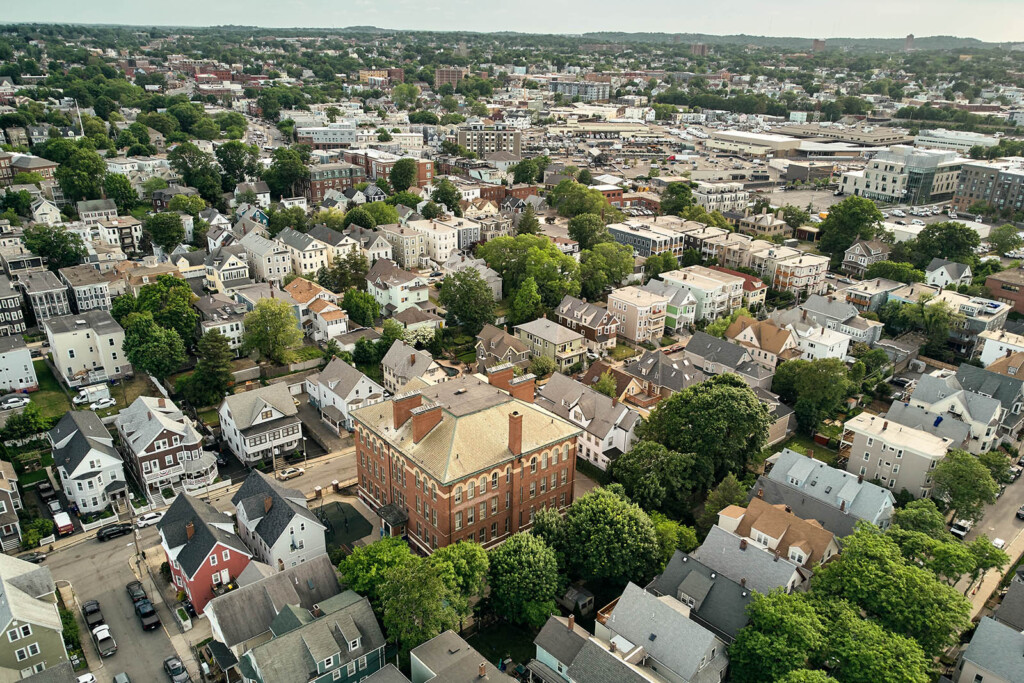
[725,316,801,370]
[119,261,181,296]
[377,225,426,269]
[683,331,774,389]
[841,412,953,498]
[843,277,903,313]
[842,239,890,278]
[20,271,71,322]
[953,617,1024,683]
[535,371,640,471]
[474,323,531,373]
[926,257,973,288]
[219,384,303,465]
[594,582,729,683]
[781,295,884,345]
[441,254,502,301]
[0,554,68,677]
[352,375,580,552]
[0,461,23,553]
[95,216,143,255]
[76,199,117,223]
[956,363,1024,441]
[737,208,789,238]
[717,497,840,569]
[195,294,247,354]
[888,284,1009,355]
[157,494,252,615]
[306,225,360,265]
[43,311,130,387]
[607,286,669,344]
[0,275,25,335]
[908,371,1003,454]
[366,259,430,316]
[411,631,514,683]
[694,525,808,594]
[661,267,745,322]
[781,317,851,361]
[580,360,653,408]
[381,341,448,394]
[29,199,61,226]
[205,555,343,657]
[753,448,895,536]
[362,183,387,203]
[639,280,697,334]
[115,396,218,495]
[234,181,271,209]
[343,226,392,263]
[49,411,127,514]
[621,349,706,403]
[514,318,586,372]
[204,245,251,293]
[58,265,111,313]
[277,228,331,277]
[553,296,618,353]
[237,591,386,683]
[0,336,36,393]
[283,277,348,341]
[231,470,327,571]
[239,232,292,284]
[305,357,385,433]
[0,245,44,279]
[978,329,1024,367]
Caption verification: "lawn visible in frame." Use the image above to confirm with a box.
[197,409,220,427]
[467,622,537,668]
[610,344,637,362]
[91,374,162,418]
[757,433,838,466]
[30,360,72,419]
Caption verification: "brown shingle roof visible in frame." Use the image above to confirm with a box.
[732,498,837,567]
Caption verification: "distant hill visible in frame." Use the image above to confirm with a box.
[578,32,992,50]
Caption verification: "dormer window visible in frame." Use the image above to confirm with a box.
[261,410,273,420]
[348,638,360,651]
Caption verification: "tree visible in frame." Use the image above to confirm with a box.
[362,201,399,227]
[55,146,106,203]
[167,142,221,203]
[338,536,416,607]
[121,312,186,380]
[705,307,752,339]
[577,168,594,185]
[144,213,185,253]
[609,441,712,519]
[641,374,771,480]
[648,511,698,567]
[380,560,458,655]
[580,242,635,301]
[826,601,931,683]
[978,449,1013,485]
[342,290,380,327]
[136,275,199,344]
[729,592,827,683]
[438,269,496,335]
[568,213,610,251]
[167,193,206,217]
[102,173,137,213]
[817,196,882,258]
[772,358,852,433]
[141,177,169,198]
[392,84,420,109]
[389,158,418,192]
[777,671,838,683]
[516,204,540,235]
[530,355,556,377]
[512,159,539,185]
[215,140,259,191]
[781,205,811,228]
[429,541,489,623]
[548,180,622,221]
[593,370,618,398]
[420,201,443,220]
[488,533,559,628]
[431,178,462,215]
[696,473,748,534]
[933,449,999,523]
[264,147,308,199]
[864,260,925,283]
[318,250,369,293]
[1,404,52,442]
[180,329,233,407]
[341,206,375,230]
[660,182,694,216]
[23,224,87,271]
[559,489,661,585]
[989,223,1023,255]
[891,498,954,541]
[645,251,680,281]
[508,276,543,326]
[901,295,964,359]
[242,298,303,364]
[911,222,981,269]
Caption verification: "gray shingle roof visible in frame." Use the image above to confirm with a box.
[956,363,1024,416]
[49,411,117,475]
[910,373,1002,425]
[535,372,639,442]
[277,227,325,252]
[363,664,411,683]
[994,581,1024,632]
[926,258,970,281]
[231,470,323,547]
[157,494,249,578]
[961,617,1024,682]
[307,224,348,248]
[381,340,435,381]
[623,349,705,393]
[565,640,650,683]
[684,331,749,369]
[316,357,382,402]
[554,295,610,329]
[410,630,516,683]
[515,318,584,345]
[534,616,588,668]
[221,383,297,430]
[885,401,971,446]
[693,526,804,594]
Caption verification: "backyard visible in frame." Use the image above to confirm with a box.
[756,433,839,468]
[30,360,71,419]
[466,621,537,669]
[317,501,374,554]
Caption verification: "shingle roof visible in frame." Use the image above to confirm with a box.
[221,384,298,430]
[534,616,588,668]
[926,257,971,281]
[733,498,837,566]
[157,494,249,578]
[956,363,1024,416]
[565,640,649,683]
[684,331,749,369]
[49,411,117,475]
[961,617,1024,682]
[994,581,1024,632]
[554,295,611,329]
[515,318,584,345]
[231,471,323,547]
[316,357,382,402]
[277,227,325,253]
[885,401,971,446]
[693,525,804,594]
[410,630,515,683]
[646,551,752,642]
[363,664,411,683]
[367,259,419,288]
[382,341,436,381]
[622,349,705,393]
[911,373,1002,425]
[535,372,639,442]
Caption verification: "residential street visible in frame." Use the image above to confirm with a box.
[960,475,1024,616]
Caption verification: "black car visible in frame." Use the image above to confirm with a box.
[82,599,105,629]
[17,551,46,564]
[135,599,161,631]
[125,581,147,604]
[37,481,56,501]
[1017,504,1024,521]
[96,523,133,542]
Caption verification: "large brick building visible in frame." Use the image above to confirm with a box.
[352,369,580,554]
[303,162,366,203]
[342,149,433,187]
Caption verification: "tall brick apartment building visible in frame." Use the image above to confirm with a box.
[352,368,580,554]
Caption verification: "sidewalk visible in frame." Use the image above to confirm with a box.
[56,580,102,676]
[961,525,1024,619]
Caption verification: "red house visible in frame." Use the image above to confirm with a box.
[156,494,251,614]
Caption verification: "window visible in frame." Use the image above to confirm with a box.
[455,512,463,530]
[530,457,537,474]
[7,628,20,643]
[468,481,475,500]
[222,549,230,561]
[491,472,498,489]
[20,626,30,639]
[15,647,26,661]
[454,486,462,504]
[467,507,474,525]
[210,554,218,566]
[529,482,536,498]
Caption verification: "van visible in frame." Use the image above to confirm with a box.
[53,512,74,536]
[950,519,973,539]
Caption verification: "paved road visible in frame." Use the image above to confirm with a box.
[965,474,1024,547]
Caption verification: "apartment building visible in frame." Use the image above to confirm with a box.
[303,162,366,203]
[0,274,25,335]
[952,157,1024,214]
[985,268,1024,314]
[378,224,426,268]
[909,372,1003,454]
[639,279,697,333]
[239,232,292,284]
[43,311,130,387]
[841,412,952,498]
[295,121,357,150]
[844,277,903,313]
[978,329,1024,366]
[0,554,69,677]
[457,124,522,157]
[20,270,71,322]
[342,149,433,187]
[219,384,303,465]
[514,318,586,372]
[59,264,111,312]
[842,239,890,278]
[76,198,118,223]
[606,285,669,344]
[195,294,246,355]
[725,316,801,369]
[660,266,745,321]
[407,219,458,264]
[549,80,611,101]
[0,461,23,552]
[707,265,768,309]
[231,471,327,571]
[737,209,790,239]
[277,228,330,277]
[606,220,684,258]
[306,225,360,265]
[747,246,829,296]
[342,225,393,263]
[95,217,144,255]
[692,181,749,214]
[50,411,127,513]
[554,295,619,352]
[839,145,965,204]
[0,336,37,393]
[888,283,1009,356]
[434,67,469,89]
[352,375,580,553]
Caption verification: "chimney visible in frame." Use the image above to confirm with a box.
[757,487,764,499]
[392,391,423,429]
[882,421,888,431]
[774,551,780,562]
[740,577,747,587]
[411,404,443,443]
[508,411,523,456]
[807,449,813,459]
[840,499,846,512]
[185,521,194,540]
[611,396,618,407]
[486,364,515,392]
[609,641,618,654]
[858,474,864,484]
[158,397,166,408]
[739,538,747,550]
[801,309,807,321]
[264,496,273,514]
[410,353,416,367]
[784,504,792,513]
[508,373,536,403]
[478,663,486,678]
[568,614,575,631]
[1008,349,1013,358]
[312,604,322,617]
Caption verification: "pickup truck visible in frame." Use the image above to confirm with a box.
[81,600,104,630]
[91,624,117,657]
[134,599,161,631]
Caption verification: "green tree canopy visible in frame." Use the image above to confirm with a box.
[817,196,882,258]
[380,560,458,655]
[102,172,137,213]
[609,441,712,519]
[121,312,186,380]
[660,182,694,216]
[55,146,106,203]
[864,260,925,283]
[389,157,418,192]
[567,213,610,251]
[179,329,234,407]
[933,449,999,523]
[488,533,559,628]
[23,224,87,271]
[342,289,380,328]
[242,298,303,364]
[438,269,496,335]
[516,203,540,235]
[338,536,416,607]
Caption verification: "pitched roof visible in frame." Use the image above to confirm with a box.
[885,401,971,446]
[315,357,382,401]
[564,639,650,683]
[994,581,1024,632]
[220,383,298,430]
[476,323,529,360]
[726,316,798,358]
[157,494,249,578]
[961,617,1024,683]
[283,277,332,305]
[534,616,588,668]
[277,227,326,253]
[956,363,1024,415]
[515,317,583,345]
[366,259,419,288]
[555,295,613,329]
[733,498,837,566]
[307,224,350,248]
[910,373,1002,425]
[410,630,515,683]
[683,331,749,369]
[621,349,706,393]
[926,257,971,281]
[536,372,639,442]
[986,351,1024,378]
[49,411,117,475]
[580,361,635,399]
[0,554,60,634]
[115,395,201,456]
[693,525,804,594]
[381,340,436,380]
[231,470,323,547]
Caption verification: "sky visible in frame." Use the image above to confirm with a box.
[5,0,1022,43]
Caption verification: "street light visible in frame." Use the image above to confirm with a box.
[302,437,308,466]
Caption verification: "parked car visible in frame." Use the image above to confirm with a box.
[911,219,926,226]
[113,674,132,683]
[134,599,161,631]
[37,481,56,500]
[993,537,1007,550]
[96,523,133,542]
[135,512,164,528]
[91,624,117,657]
[125,581,147,604]
[89,397,117,411]
[163,655,191,683]
[77,675,97,683]
[1016,504,1024,521]
[0,395,30,410]
[951,519,973,538]
[18,551,46,564]
[82,600,104,629]
[1010,465,1022,482]
[891,209,906,217]
[277,467,305,481]
[47,499,62,514]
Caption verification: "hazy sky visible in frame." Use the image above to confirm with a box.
[6,0,1021,43]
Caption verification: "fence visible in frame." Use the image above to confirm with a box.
[80,512,120,532]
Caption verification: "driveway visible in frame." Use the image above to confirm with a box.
[295,397,351,454]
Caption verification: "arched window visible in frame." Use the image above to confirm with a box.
[491,472,499,489]
[467,481,476,500]
[542,452,548,469]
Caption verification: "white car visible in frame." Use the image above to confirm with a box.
[993,537,1007,550]
[90,398,116,411]
[891,209,906,217]
[0,395,30,410]
[910,219,926,226]
[136,512,164,528]
[77,675,97,683]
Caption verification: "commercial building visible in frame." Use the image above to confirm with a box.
[295,121,357,149]
[343,149,433,187]
[707,130,802,158]
[952,157,1024,214]
[457,124,521,157]
[548,80,611,102]
[434,67,469,89]
[914,128,999,153]
[839,145,965,204]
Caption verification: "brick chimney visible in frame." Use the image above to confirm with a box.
[264,495,273,514]
[784,504,792,513]
[411,404,443,443]
[757,487,764,499]
[312,604,322,617]
[739,538,747,550]
[186,521,194,540]
[508,411,523,456]
[508,373,536,403]
[478,663,487,678]
[158,397,166,408]
[392,391,423,428]
[486,363,515,392]
[568,614,575,631]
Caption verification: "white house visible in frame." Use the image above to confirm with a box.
[926,258,973,289]
[30,198,61,226]
[365,259,430,316]
[0,336,37,392]
[231,470,327,571]
[49,411,127,513]
[276,228,330,277]
[43,311,130,388]
[234,181,271,209]
[219,384,303,465]
[239,232,292,284]
[305,357,385,433]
